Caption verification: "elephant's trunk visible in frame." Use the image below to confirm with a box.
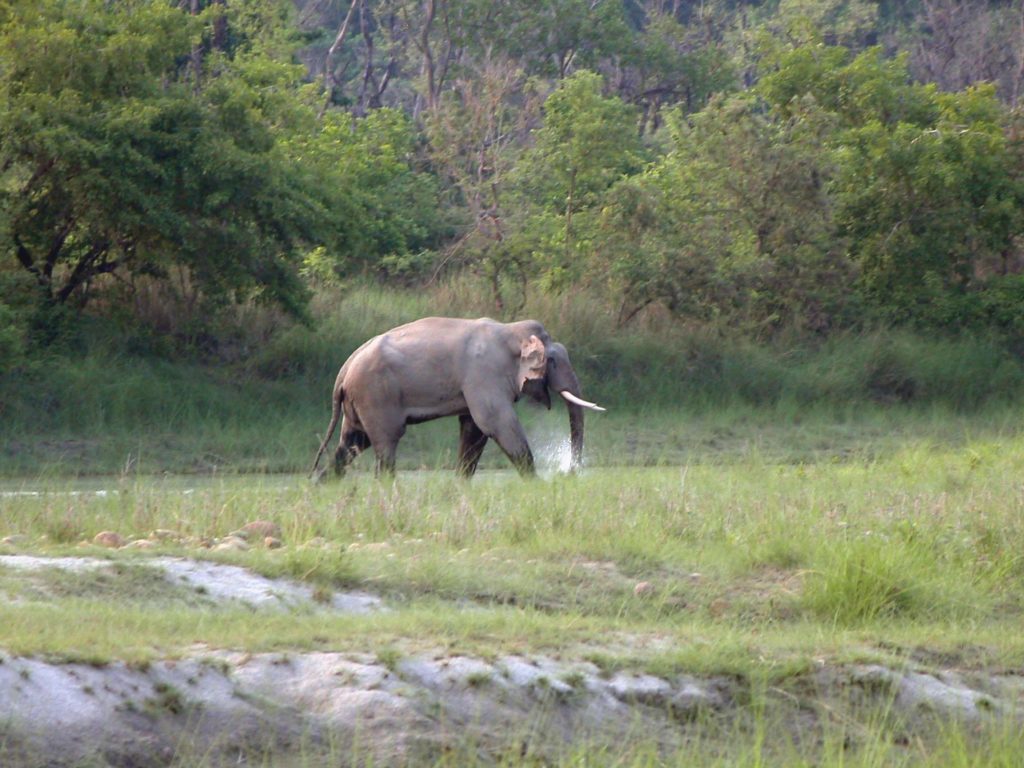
[547,342,603,473]
[567,398,584,472]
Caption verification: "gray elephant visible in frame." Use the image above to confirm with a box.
[310,317,605,478]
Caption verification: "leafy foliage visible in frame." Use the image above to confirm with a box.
[595,93,850,334]
[0,0,330,319]
[513,71,645,291]
[3,0,1024,353]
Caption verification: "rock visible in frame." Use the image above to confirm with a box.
[214,536,249,552]
[633,581,654,597]
[93,531,126,548]
[123,539,157,550]
[669,678,726,720]
[497,657,575,697]
[609,673,672,706]
[1,534,29,547]
[237,521,282,541]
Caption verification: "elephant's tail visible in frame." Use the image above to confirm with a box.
[310,382,345,479]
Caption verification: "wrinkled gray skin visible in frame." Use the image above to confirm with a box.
[311,317,591,478]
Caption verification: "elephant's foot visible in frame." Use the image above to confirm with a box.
[509,452,536,477]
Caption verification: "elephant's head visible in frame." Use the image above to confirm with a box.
[517,335,604,471]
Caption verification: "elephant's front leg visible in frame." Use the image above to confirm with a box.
[467,401,535,477]
[456,415,489,478]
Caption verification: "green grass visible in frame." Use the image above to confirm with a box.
[4,434,1024,666]
[4,428,1024,763]
[5,283,1024,763]
[4,283,1024,476]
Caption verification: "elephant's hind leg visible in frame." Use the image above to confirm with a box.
[456,415,489,478]
[372,440,399,476]
[364,419,404,477]
[334,426,371,476]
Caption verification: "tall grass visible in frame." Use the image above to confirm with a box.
[3,281,1024,475]
[119,279,1024,410]
[5,436,1024,652]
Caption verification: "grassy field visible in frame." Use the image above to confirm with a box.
[4,287,1024,763]
[5,432,1024,665]
[4,415,1024,764]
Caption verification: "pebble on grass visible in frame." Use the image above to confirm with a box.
[93,531,126,548]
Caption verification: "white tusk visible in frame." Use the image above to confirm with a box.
[559,390,606,412]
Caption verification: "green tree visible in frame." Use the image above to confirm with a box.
[513,71,644,290]
[833,86,1024,325]
[619,10,736,132]
[0,0,331,322]
[760,44,1024,327]
[299,107,445,283]
[596,93,849,333]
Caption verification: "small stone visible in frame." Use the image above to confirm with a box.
[609,674,672,705]
[237,520,282,540]
[264,537,283,549]
[214,536,249,552]
[93,531,126,548]
[123,539,157,550]
[1,534,28,547]
[669,682,724,720]
[634,581,655,597]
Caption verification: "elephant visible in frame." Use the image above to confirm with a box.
[310,317,605,479]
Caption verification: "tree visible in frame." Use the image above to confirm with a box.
[760,42,1024,328]
[299,107,445,283]
[424,56,543,310]
[833,86,1024,324]
[0,0,331,320]
[595,94,850,333]
[906,0,1024,106]
[614,10,736,133]
[512,71,644,290]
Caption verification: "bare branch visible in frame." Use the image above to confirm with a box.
[319,0,361,120]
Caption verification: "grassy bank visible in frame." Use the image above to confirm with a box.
[3,431,1024,764]
[3,284,1024,476]
[4,434,1024,665]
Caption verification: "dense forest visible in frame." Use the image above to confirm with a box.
[3,0,1024,368]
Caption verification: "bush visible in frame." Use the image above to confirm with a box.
[0,302,25,371]
[802,535,975,625]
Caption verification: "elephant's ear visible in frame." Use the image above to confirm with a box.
[518,335,547,391]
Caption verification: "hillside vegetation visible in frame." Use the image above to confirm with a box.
[3,0,1024,386]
